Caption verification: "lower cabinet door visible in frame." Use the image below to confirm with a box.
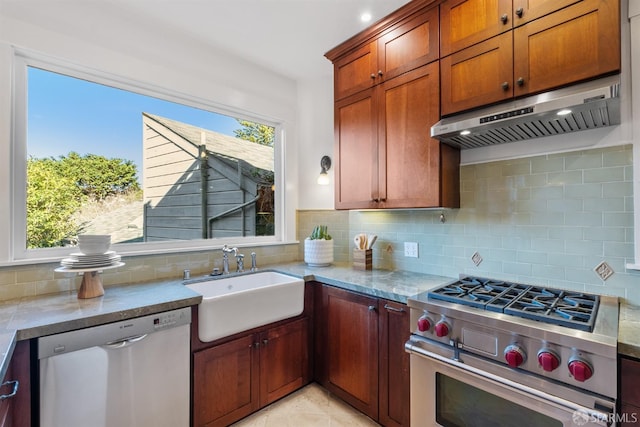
[193,334,259,427]
[259,317,310,406]
[317,285,379,420]
[379,300,410,427]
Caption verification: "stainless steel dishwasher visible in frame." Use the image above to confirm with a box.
[38,307,191,427]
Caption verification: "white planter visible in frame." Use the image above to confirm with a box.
[304,238,334,267]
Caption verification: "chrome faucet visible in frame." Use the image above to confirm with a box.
[221,245,238,275]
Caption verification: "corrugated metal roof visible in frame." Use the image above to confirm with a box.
[143,112,274,172]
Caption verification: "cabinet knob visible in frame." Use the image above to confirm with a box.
[253,342,260,348]
[262,339,269,346]
[501,81,510,91]
[370,73,376,79]
[500,13,508,24]
[368,305,376,312]
[515,7,524,18]
[516,77,525,86]
[378,70,383,77]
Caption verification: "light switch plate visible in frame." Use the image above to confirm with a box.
[404,242,419,258]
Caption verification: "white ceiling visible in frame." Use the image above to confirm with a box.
[2,0,411,82]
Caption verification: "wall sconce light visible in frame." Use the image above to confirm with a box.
[317,155,332,185]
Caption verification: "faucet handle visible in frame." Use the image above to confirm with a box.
[251,252,257,272]
[236,253,245,273]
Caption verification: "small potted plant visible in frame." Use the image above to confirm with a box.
[304,225,334,266]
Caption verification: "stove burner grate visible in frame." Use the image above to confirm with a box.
[428,277,599,332]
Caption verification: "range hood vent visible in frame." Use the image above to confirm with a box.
[431,75,621,150]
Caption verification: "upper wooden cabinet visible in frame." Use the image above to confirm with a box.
[512,0,584,26]
[334,62,460,209]
[513,0,620,97]
[440,0,513,57]
[328,1,460,210]
[332,4,439,101]
[441,0,620,115]
[441,31,513,117]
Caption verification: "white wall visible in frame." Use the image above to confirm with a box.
[297,75,336,210]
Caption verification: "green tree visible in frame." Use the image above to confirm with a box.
[26,153,141,248]
[56,152,140,200]
[233,120,275,146]
[27,158,84,248]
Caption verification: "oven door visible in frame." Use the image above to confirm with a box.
[407,338,614,427]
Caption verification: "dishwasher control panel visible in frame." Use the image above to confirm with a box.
[153,309,189,330]
[38,307,192,359]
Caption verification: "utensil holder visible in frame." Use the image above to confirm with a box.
[353,249,372,270]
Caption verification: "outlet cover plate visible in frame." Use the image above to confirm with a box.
[404,242,419,258]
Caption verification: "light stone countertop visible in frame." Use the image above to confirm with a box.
[618,302,640,359]
[1,262,638,383]
[0,262,455,382]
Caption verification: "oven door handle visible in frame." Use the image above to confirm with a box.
[405,340,613,426]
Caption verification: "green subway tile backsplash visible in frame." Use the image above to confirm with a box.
[298,145,640,304]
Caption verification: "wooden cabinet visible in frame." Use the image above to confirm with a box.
[379,300,410,427]
[315,284,379,419]
[440,0,513,57]
[512,0,620,97]
[335,61,460,209]
[328,0,460,210]
[314,284,410,426]
[441,0,620,115]
[441,32,513,117]
[259,319,309,407]
[193,318,309,427]
[620,356,640,426]
[0,341,30,427]
[333,6,439,101]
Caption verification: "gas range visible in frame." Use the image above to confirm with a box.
[406,276,619,400]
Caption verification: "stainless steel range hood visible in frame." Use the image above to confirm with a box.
[431,75,621,150]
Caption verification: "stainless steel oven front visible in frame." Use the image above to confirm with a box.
[406,336,615,427]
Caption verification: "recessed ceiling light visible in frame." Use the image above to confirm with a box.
[361,12,372,22]
[460,130,471,136]
[557,109,572,116]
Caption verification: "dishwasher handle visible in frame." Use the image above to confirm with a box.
[102,334,148,349]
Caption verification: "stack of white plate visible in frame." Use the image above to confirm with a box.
[60,251,122,269]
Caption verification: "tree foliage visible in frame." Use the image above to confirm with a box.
[233,120,275,146]
[26,153,140,248]
[27,158,84,248]
[56,152,140,199]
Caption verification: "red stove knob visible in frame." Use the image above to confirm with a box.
[417,315,432,332]
[537,350,560,372]
[504,345,526,368]
[568,359,593,382]
[434,321,450,338]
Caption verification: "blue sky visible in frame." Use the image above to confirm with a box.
[27,67,240,175]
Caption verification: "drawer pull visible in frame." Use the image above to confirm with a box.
[0,380,18,400]
[384,304,405,313]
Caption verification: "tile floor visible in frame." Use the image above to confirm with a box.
[231,383,381,426]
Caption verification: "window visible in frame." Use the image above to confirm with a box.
[12,53,283,261]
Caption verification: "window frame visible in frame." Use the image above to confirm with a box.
[9,49,287,264]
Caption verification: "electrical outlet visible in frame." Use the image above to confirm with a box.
[404,242,419,258]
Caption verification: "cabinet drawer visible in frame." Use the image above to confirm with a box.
[441,31,513,116]
[440,0,512,56]
[513,0,620,97]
